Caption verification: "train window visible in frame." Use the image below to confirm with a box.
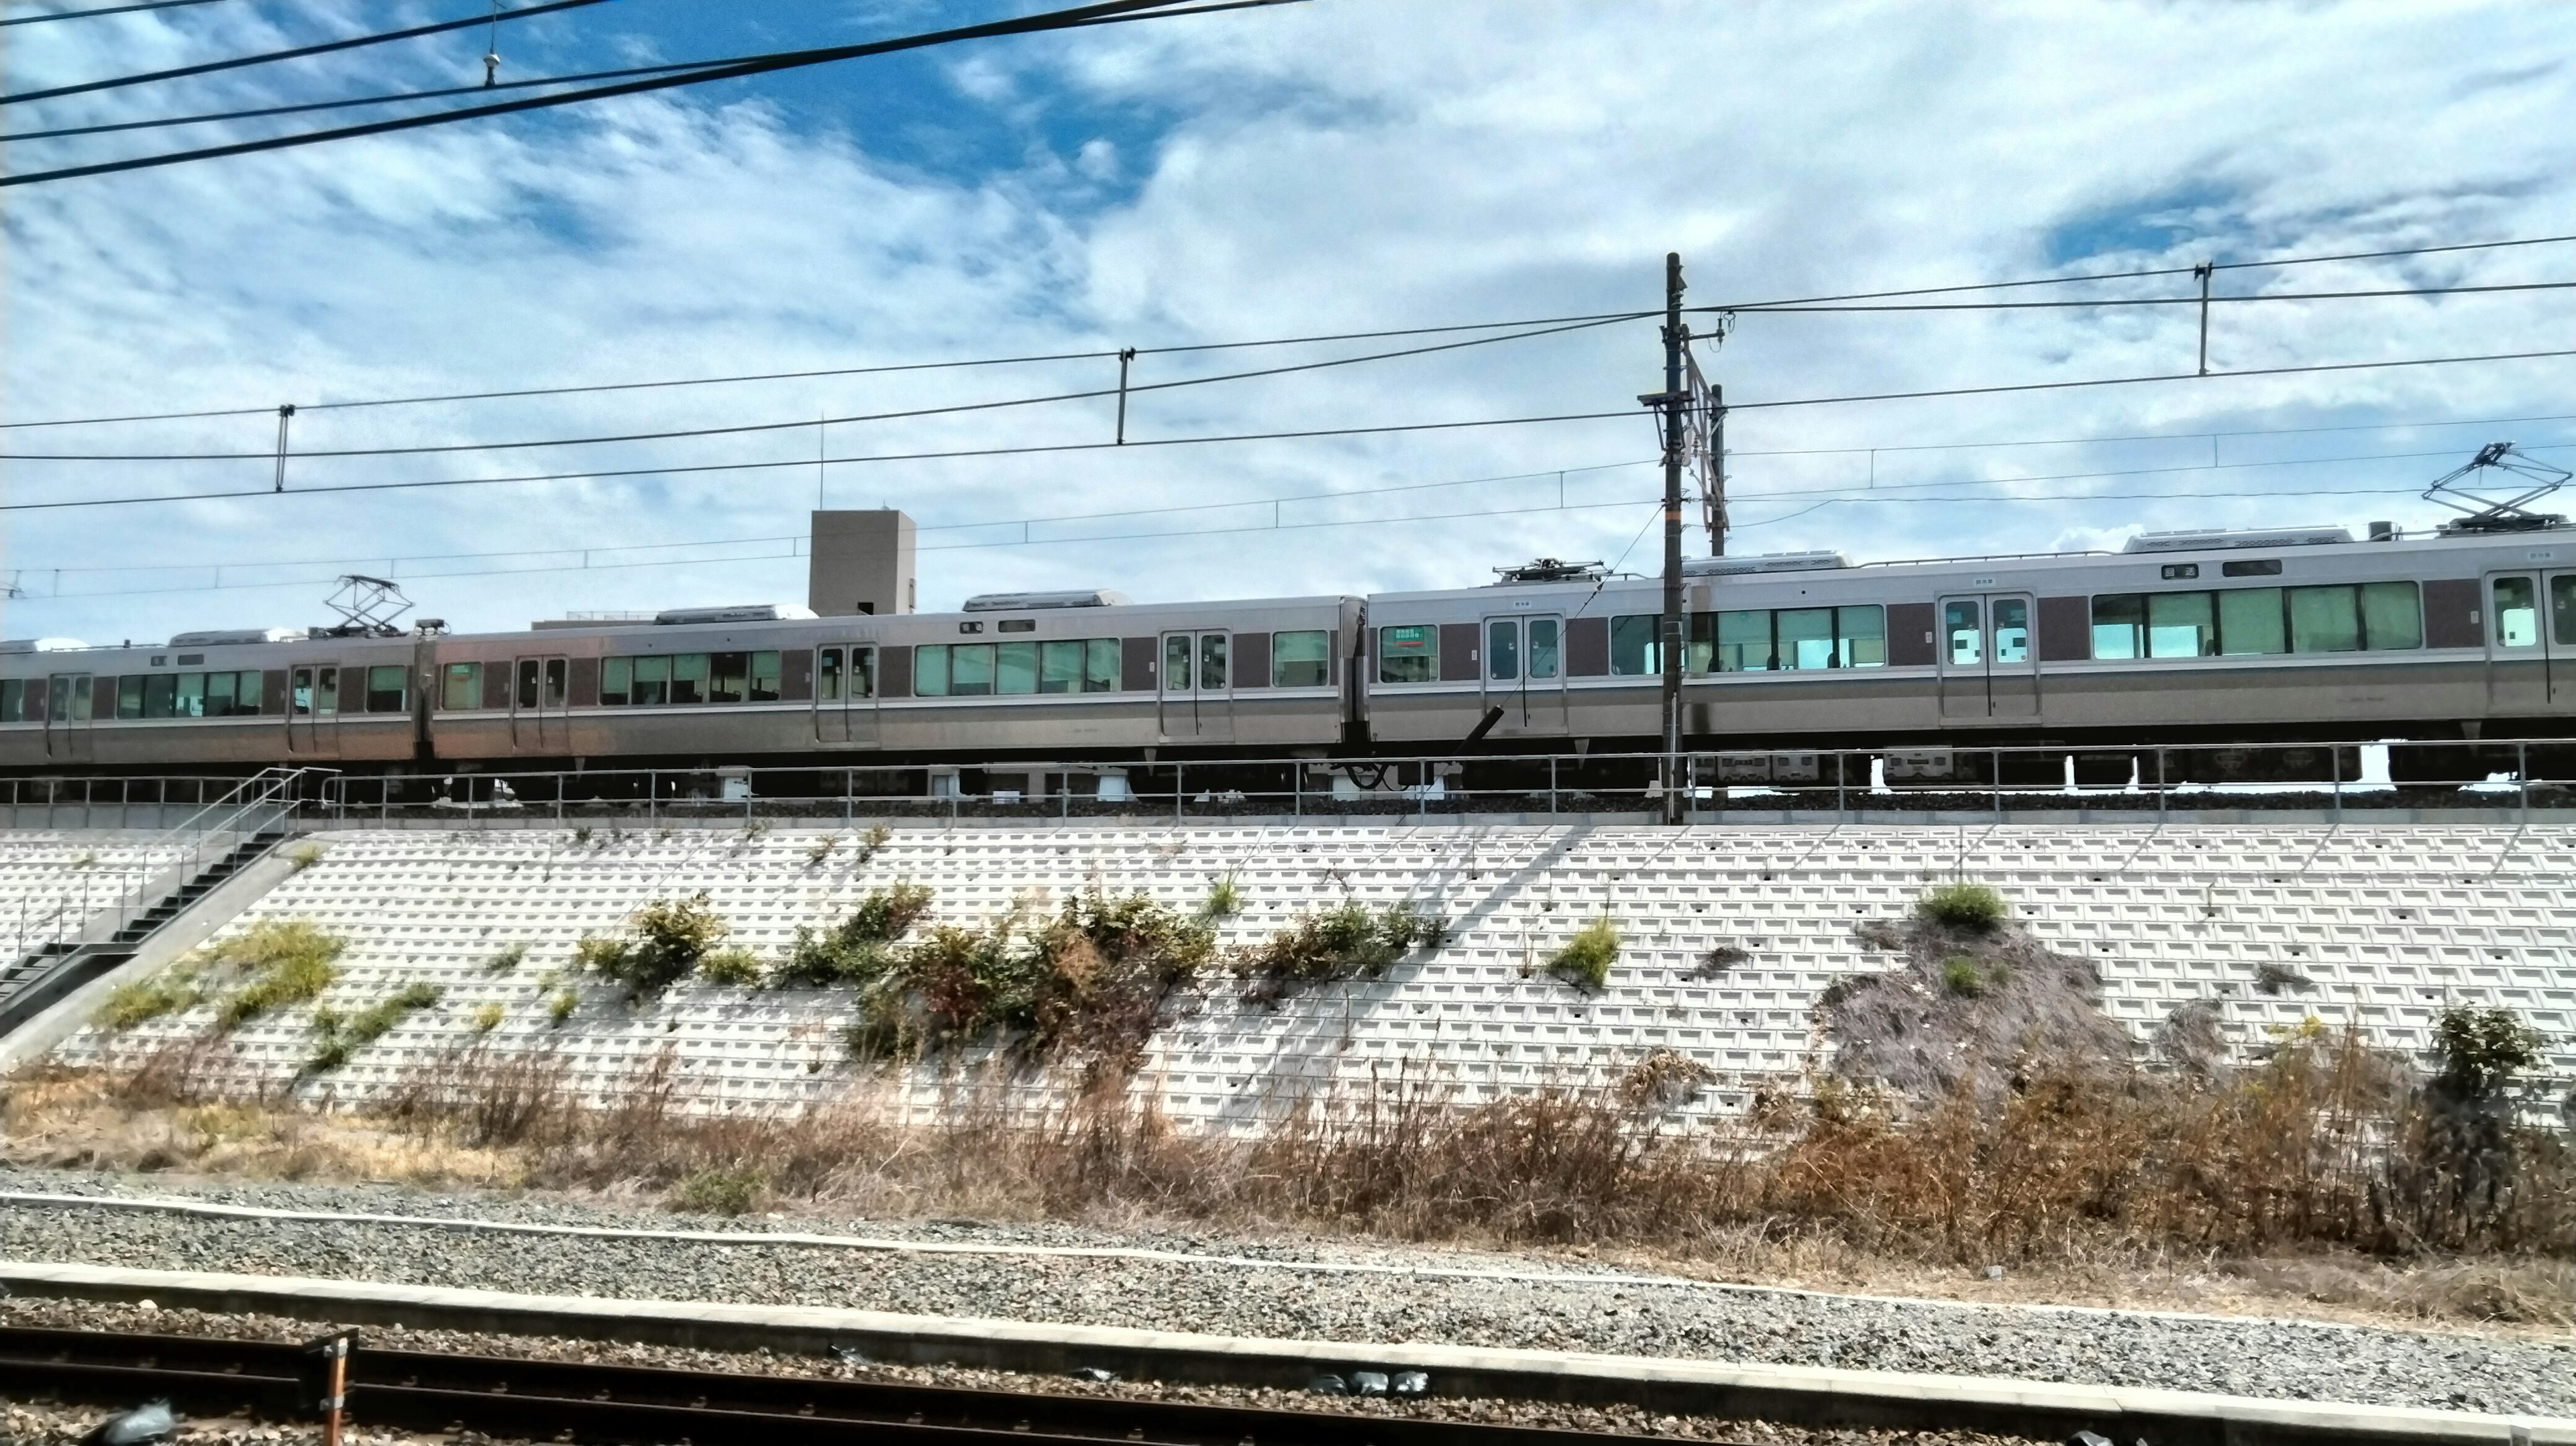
[2160,563,2200,580]
[140,673,176,717]
[2361,582,2421,650]
[2288,586,2362,653]
[1703,610,1766,672]
[174,673,207,718]
[996,619,1036,633]
[2216,589,2286,655]
[1487,620,1519,681]
[2223,559,2284,577]
[996,641,1039,694]
[914,645,951,696]
[600,657,632,706]
[1839,606,1886,666]
[442,662,482,711]
[630,655,672,706]
[1527,620,1560,680]
[365,665,408,714]
[1085,638,1118,693]
[951,643,996,696]
[2147,592,2216,657]
[1379,625,1437,683]
[2090,595,2145,659]
[1943,600,1983,665]
[818,648,843,702]
[2553,575,2576,646]
[2493,576,2539,647]
[0,679,19,722]
[749,651,780,702]
[1199,634,1228,691]
[117,677,144,719]
[1039,641,1085,693]
[1608,616,1657,676]
[708,653,747,704]
[670,653,708,705]
[1778,608,1835,669]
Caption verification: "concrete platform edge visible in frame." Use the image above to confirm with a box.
[3,1262,2567,1446]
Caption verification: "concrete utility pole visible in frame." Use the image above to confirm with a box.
[1654,254,1688,824]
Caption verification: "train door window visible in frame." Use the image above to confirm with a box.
[2147,592,2216,657]
[708,653,747,704]
[950,643,996,696]
[2288,586,2362,653]
[2090,595,2144,659]
[1778,608,1835,669]
[1377,625,1436,682]
[914,645,951,696]
[1163,634,1193,691]
[1608,616,1658,675]
[1527,619,1561,679]
[2218,588,2286,655]
[850,647,877,698]
[670,654,708,705]
[1487,620,1519,681]
[441,662,481,711]
[600,657,633,706]
[996,641,1039,695]
[2553,575,2576,645]
[818,647,844,702]
[1199,633,1228,691]
[365,665,408,713]
[2494,576,2540,647]
[630,656,671,706]
[516,661,541,710]
[315,666,338,714]
[175,673,207,718]
[49,674,91,722]
[1944,600,1984,664]
[292,668,314,715]
[117,676,144,719]
[2361,581,2421,650]
[1991,599,2030,663]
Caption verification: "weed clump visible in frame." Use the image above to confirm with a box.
[669,1164,767,1215]
[696,948,764,987]
[284,842,327,872]
[1232,902,1446,1005]
[773,882,933,988]
[482,943,529,973]
[576,893,730,999]
[1200,877,1242,920]
[470,1001,504,1034]
[305,983,443,1075]
[1919,882,2007,932]
[545,989,578,1027]
[101,919,349,1036]
[1939,955,2001,997]
[1547,916,1619,993]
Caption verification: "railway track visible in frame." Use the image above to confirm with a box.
[0,1325,1707,1446]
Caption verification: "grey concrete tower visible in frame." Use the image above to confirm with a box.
[807,509,916,616]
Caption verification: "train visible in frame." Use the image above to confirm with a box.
[3,520,2570,780]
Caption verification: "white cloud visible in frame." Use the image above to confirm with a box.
[4,1,2573,645]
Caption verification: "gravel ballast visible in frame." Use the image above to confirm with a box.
[1,1170,2569,1419]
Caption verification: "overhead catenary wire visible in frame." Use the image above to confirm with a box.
[0,0,608,105]
[7,342,2573,514]
[0,0,1292,186]
[0,0,229,24]
[7,230,2574,433]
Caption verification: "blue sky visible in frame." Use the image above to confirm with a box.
[3,1,2574,643]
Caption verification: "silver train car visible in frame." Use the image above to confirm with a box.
[1,522,2569,775]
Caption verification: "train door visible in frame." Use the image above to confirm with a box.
[1936,594,2039,722]
[509,655,570,754]
[1482,614,1567,736]
[2546,572,2576,710]
[287,663,341,757]
[1159,630,1234,741]
[813,645,881,747]
[42,672,93,761]
[2485,572,2550,715]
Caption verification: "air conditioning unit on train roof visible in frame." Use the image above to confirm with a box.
[2123,526,2351,553]
[961,590,1131,611]
[0,637,89,653]
[167,627,308,647]
[1680,550,1850,577]
[651,604,819,626]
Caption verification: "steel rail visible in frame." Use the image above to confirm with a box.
[0,1326,1721,1446]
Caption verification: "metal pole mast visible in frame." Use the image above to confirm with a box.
[1658,253,1686,824]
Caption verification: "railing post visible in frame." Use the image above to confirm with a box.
[649,769,657,825]
[1992,748,2003,823]
[1175,761,1185,825]
[2332,745,2343,825]
[2519,740,2530,826]
[1550,756,1558,816]
[1292,763,1301,818]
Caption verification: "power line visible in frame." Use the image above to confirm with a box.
[0,0,1290,186]
[10,233,2575,433]
[9,344,2574,514]
[1729,410,2576,459]
[0,312,1638,461]
[1730,280,2576,313]
[1,0,607,106]
[0,0,231,27]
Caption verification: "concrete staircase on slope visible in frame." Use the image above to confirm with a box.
[0,828,285,1038]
